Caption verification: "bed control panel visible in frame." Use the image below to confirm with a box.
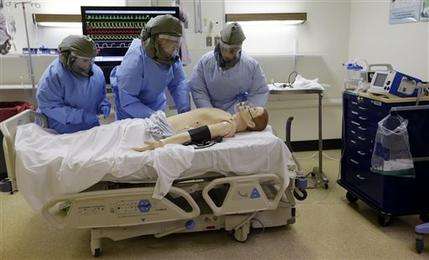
[60,189,199,228]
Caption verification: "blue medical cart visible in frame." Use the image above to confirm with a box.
[338,91,429,226]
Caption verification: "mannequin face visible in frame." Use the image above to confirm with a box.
[236,104,264,128]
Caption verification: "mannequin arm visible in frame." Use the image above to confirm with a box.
[132,121,232,152]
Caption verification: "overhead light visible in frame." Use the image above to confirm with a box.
[225,13,307,24]
[33,14,82,27]
[36,22,81,27]
[239,20,304,26]
[277,20,305,25]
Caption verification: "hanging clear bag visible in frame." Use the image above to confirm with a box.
[371,114,415,177]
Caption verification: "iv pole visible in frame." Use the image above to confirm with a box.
[6,1,40,106]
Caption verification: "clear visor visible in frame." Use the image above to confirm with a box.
[70,52,94,74]
[70,52,94,68]
[70,52,95,62]
[220,41,242,53]
[158,34,181,42]
[158,34,181,56]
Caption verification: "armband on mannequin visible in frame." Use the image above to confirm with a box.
[188,125,211,143]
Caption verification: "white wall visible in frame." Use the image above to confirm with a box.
[1,0,350,142]
[2,0,427,142]
[348,0,429,81]
[225,0,351,99]
[224,0,350,140]
[2,0,125,52]
[1,0,225,82]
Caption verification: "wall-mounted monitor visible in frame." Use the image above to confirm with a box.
[81,6,179,83]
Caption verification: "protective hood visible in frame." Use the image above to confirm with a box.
[220,22,245,46]
[140,14,182,65]
[58,35,96,77]
[214,43,241,70]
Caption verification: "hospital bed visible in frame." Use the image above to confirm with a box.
[1,110,303,257]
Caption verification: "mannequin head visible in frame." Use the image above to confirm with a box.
[235,103,268,131]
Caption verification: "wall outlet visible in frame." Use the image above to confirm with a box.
[214,36,221,45]
[206,36,213,47]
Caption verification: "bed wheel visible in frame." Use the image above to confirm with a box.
[378,213,392,227]
[92,248,102,257]
[416,238,424,254]
[346,192,358,203]
[233,222,250,242]
[293,188,307,201]
[91,232,102,257]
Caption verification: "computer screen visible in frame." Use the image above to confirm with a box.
[373,73,388,87]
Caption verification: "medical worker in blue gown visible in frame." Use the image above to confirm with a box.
[36,35,111,134]
[110,14,190,120]
[189,22,269,114]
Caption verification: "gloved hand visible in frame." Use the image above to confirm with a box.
[99,105,111,119]
[83,112,99,124]
[177,106,191,114]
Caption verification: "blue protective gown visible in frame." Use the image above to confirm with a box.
[36,58,110,134]
[189,51,269,114]
[110,39,190,120]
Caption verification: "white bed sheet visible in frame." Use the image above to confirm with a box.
[15,118,294,211]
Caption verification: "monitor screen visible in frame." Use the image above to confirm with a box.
[81,6,179,83]
[81,6,179,57]
[373,73,388,87]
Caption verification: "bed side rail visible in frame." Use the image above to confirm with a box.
[41,186,200,229]
[0,110,36,192]
[202,174,286,216]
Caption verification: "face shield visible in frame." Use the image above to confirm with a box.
[219,41,242,61]
[157,34,181,59]
[58,35,97,77]
[69,52,95,77]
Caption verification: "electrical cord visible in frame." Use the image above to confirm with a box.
[272,71,299,88]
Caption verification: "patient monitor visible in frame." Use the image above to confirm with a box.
[368,70,422,97]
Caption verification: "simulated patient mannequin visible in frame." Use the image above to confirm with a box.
[133,103,269,152]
